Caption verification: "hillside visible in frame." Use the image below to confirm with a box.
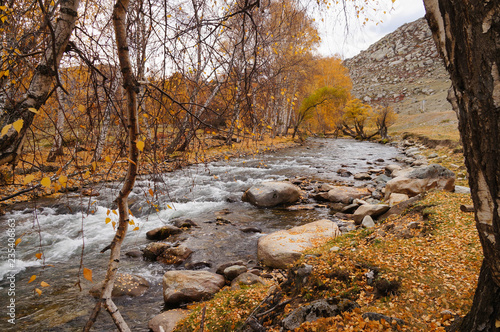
[344,18,460,142]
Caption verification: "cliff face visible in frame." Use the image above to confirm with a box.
[344,18,452,115]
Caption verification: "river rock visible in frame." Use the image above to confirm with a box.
[89,273,149,298]
[216,261,246,275]
[352,204,390,224]
[388,193,410,206]
[353,172,372,180]
[242,181,302,207]
[224,265,248,280]
[257,219,341,269]
[326,186,370,204]
[146,225,183,240]
[231,272,267,289]
[162,270,225,306]
[384,164,455,199]
[172,219,198,228]
[148,309,189,332]
[385,164,402,176]
[143,242,192,265]
[454,186,471,194]
[361,215,376,228]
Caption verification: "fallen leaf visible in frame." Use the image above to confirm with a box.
[28,275,36,283]
[83,267,92,282]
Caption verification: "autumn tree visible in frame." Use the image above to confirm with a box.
[339,98,375,139]
[373,104,397,140]
[423,1,500,331]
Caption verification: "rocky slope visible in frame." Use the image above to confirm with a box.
[344,18,453,117]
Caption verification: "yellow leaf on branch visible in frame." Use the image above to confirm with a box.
[41,177,51,188]
[136,140,145,152]
[12,119,23,133]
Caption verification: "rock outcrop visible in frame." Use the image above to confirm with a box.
[162,270,225,306]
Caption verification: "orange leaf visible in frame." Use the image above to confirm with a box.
[40,281,49,287]
[148,188,154,196]
[40,177,51,188]
[83,267,92,282]
[35,253,42,259]
[35,288,42,296]
[28,275,36,283]
[105,217,111,224]
[14,238,21,247]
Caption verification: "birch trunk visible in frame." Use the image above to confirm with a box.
[84,0,139,330]
[0,0,81,166]
[47,87,69,162]
[94,77,119,162]
[423,1,500,331]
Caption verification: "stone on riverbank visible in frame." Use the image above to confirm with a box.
[148,309,189,332]
[326,186,370,204]
[257,219,341,269]
[242,181,302,207]
[384,164,455,199]
[143,242,192,265]
[162,270,225,306]
[352,204,390,224]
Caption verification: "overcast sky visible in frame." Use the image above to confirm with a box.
[316,0,426,59]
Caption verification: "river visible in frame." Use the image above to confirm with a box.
[0,138,404,331]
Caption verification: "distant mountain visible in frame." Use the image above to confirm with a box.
[344,18,452,116]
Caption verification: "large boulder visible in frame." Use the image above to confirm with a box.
[242,181,302,207]
[326,186,370,204]
[384,164,455,199]
[162,270,225,306]
[89,273,149,298]
[258,219,341,269]
[148,309,189,332]
[352,204,390,224]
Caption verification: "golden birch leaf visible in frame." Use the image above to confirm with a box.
[58,175,67,187]
[148,188,154,196]
[112,221,116,229]
[15,238,21,247]
[35,288,42,296]
[28,275,36,283]
[40,281,49,287]
[105,156,112,163]
[28,108,39,114]
[133,226,139,231]
[12,119,23,133]
[40,177,51,188]
[35,253,42,259]
[78,105,86,113]
[105,217,111,224]
[136,140,145,152]
[1,123,12,136]
[83,268,92,282]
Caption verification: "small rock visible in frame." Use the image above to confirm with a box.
[231,272,267,290]
[146,225,182,240]
[361,215,375,228]
[224,265,248,280]
[240,227,262,233]
[216,261,246,275]
[148,309,189,332]
[330,246,341,252]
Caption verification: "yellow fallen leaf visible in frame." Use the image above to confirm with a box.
[133,226,139,231]
[35,253,42,259]
[35,288,42,296]
[125,158,136,165]
[40,281,49,287]
[15,238,21,247]
[129,220,135,225]
[112,221,116,229]
[105,156,112,163]
[28,275,36,283]
[105,217,111,224]
[148,188,154,196]
[28,107,39,114]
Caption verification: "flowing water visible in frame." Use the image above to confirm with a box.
[0,138,404,331]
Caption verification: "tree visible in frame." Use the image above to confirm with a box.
[423,1,500,331]
[340,98,375,139]
[373,104,397,140]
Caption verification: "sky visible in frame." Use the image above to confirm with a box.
[317,0,426,59]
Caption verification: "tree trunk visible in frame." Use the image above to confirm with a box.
[0,0,81,166]
[47,87,68,162]
[84,0,139,330]
[94,76,119,162]
[423,1,500,331]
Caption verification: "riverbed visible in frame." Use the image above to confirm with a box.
[0,138,405,331]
